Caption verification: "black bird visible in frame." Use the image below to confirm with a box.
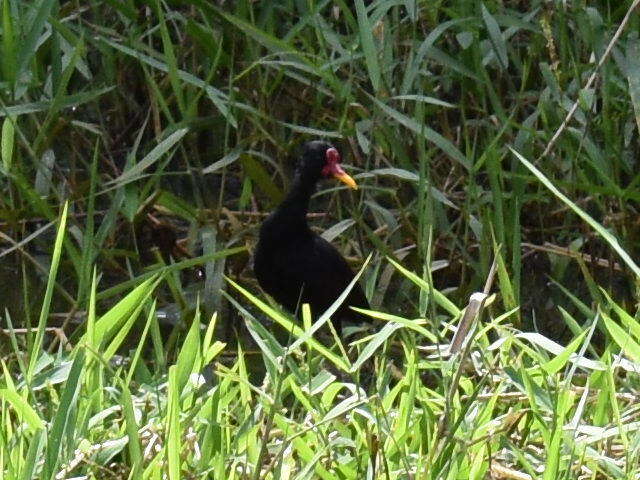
[254,140,370,337]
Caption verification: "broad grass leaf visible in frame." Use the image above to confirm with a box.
[227,278,349,371]
[321,219,355,242]
[1,117,14,170]
[626,36,640,133]
[372,97,470,170]
[481,3,508,69]
[27,202,68,381]
[110,128,188,187]
[511,148,640,278]
[202,146,243,174]
[388,257,460,316]
[241,155,283,204]
[0,388,43,431]
[603,311,640,364]
[42,350,85,480]
[355,0,381,92]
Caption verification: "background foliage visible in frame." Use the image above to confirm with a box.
[2,0,640,478]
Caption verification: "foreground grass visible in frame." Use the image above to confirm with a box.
[2,208,640,479]
[3,284,640,479]
[2,0,640,328]
[2,0,640,478]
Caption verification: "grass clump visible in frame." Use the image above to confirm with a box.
[2,0,640,478]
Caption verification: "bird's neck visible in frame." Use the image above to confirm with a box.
[267,173,316,238]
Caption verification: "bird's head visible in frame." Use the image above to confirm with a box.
[299,140,358,190]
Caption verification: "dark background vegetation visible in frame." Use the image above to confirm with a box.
[2,0,640,478]
[3,0,639,339]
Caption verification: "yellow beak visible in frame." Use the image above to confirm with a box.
[334,171,358,190]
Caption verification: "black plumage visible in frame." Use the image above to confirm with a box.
[254,140,369,336]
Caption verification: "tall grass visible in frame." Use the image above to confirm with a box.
[1,0,640,478]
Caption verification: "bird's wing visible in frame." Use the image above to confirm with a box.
[298,236,370,314]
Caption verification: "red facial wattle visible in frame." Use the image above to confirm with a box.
[322,147,358,189]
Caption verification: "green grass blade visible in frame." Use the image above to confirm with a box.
[1,0,15,83]
[0,389,43,431]
[154,0,185,114]
[626,36,640,134]
[372,96,470,170]
[42,350,85,480]
[109,128,188,187]
[602,310,640,363]
[175,306,202,394]
[77,139,100,304]
[387,257,460,316]
[26,202,68,382]
[481,3,508,69]
[96,246,246,300]
[511,147,640,278]
[227,278,349,372]
[241,154,283,204]
[125,300,157,385]
[166,366,181,480]
[99,37,236,126]
[16,0,56,77]
[355,0,381,92]
[90,274,161,346]
[19,428,44,480]
[289,254,371,352]
[1,116,14,170]
[121,378,143,475]
[0,87,114,118]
